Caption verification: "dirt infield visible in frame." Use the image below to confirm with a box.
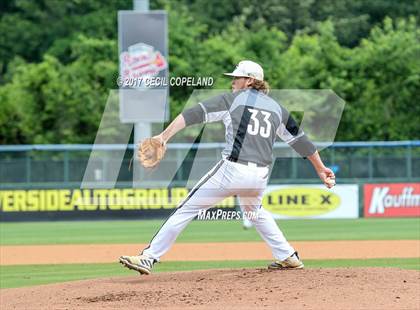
[1,240,420,265]
[1,267,419,309]
[1,240,419,309]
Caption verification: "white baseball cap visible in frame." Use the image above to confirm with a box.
[224,60,264,81]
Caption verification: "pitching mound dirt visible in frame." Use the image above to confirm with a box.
[1,267,419,309]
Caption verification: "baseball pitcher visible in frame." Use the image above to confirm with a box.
[120,60,335,274]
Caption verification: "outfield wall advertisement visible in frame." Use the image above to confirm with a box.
[263,185,359,219]
[364,183,420,218]
[0,188,235,221]
[0,184,359,221]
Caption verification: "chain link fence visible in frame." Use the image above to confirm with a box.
[0,141,419,189]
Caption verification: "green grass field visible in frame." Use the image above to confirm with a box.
[1,218,419,245]
[0,218,419,289]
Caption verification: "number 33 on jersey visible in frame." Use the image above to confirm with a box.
[247,108,272,138]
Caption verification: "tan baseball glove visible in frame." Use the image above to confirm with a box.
[137,137,166,168]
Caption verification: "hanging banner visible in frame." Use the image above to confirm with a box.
[118,11,169,122]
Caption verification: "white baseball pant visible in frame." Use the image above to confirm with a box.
[142,159,296,261]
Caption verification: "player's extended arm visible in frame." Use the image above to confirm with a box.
[153,93,229,146]
[277,105,335,188]
[154,95,227,144]
[154,114,186,144]
[307,151,335,188]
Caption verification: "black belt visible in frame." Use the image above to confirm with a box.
[226,156,267,167]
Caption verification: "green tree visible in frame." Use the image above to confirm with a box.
[341,17,420,140]
[0,0,128,72]
[0,35,117,144]
[0,1,419,143]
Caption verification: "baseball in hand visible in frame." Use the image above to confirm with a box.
[325,177,336,188]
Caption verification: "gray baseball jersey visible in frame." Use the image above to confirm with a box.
[140,88,307,264]
[182,89,316,166]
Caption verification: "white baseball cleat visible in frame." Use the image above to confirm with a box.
[268,251,304,270]
[119,254,155,275]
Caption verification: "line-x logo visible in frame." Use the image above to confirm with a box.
[364,183,420,218]
[262,187,341,217]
